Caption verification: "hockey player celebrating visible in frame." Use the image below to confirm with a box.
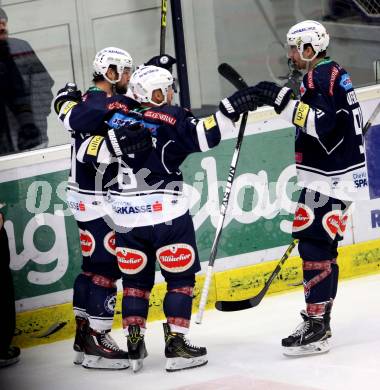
[104,65,257,372]
[54,47,147,370]
[247,20,368,356]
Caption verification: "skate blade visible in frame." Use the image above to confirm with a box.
[283,340,330,357]
[130,358,144,373]
[165,356,208,372]
[82,354,129,370]
[0,356,20,368]
[73,351,84,365]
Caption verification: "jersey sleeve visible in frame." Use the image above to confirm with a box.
[144,106,236,153]
[58,93,139,134]
[76,134,112,165]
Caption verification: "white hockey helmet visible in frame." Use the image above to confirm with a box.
[93,47,133,84]
[129,65,173,106]
[286,20,330,62]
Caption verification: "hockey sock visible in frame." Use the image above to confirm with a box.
[303,259,336,305]
[163,286,194,334]
[86,274,117,331]
[73,272,92,319]
[122,287,151,334]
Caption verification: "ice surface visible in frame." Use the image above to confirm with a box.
[1,274,380,390]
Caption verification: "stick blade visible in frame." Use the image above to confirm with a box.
[215,296,261,312]
[218,63,248,90]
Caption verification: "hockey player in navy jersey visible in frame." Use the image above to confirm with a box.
[247,20,368,356]
[53,47,147,369]
[97,65,256,372]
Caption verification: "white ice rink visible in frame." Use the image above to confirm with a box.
[1,273,380,390]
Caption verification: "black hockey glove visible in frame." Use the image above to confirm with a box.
[145,54,176,72]
[106,122,152,157]
[219,87,258,122]
[17,123,42,151]
[53,83,82,115]
[251,81,294,114]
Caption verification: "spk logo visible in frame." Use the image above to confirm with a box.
[116,247,147,274]
[79,229,95,257]
[157,243,195,273]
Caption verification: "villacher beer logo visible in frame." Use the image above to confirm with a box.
[292,204,314,232]
[157,243,195,273]
[79,229,95,257]
[323,210,347,239]
[116,247,147,274]
[104,231,116,255]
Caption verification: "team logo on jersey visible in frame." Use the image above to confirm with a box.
[107,101,130,114]
[307,70,314,89]
[295,152,303,163]
[292,204,314,232]
[157,243,195,273]
[79,229,95,257]
[329,67,340,96]
[104,231,116,255]
[353,171,368,188]
[144,110,176,125]
[338,213,349,236]
[104,294,116,314]
[299,82,306,96]
[116,247,147,274]
[112,201,163,215]
[340,73,353,91]
[293,102,310,127]
[322,210,342,239]
[67,200,86,211]
[204,115,216,130]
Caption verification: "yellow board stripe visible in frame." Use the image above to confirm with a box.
[15,239,380,348]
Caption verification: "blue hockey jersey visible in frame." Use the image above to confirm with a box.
[280,59,368,200]
[106,104,236,228]
[56,88,139,221]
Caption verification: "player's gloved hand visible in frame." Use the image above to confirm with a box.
[251,81,294,114]
[219,87,258,121]
[17,123,42,151]
[53,83,82,115]
[106,122,152,156]
[145,54,176,72]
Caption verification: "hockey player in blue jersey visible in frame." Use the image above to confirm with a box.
[53,47,148,370]
[98,65,257,372]
[247,20,368,356]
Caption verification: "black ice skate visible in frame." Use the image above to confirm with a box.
[300,301,332,339]
[0,346,20,368]
[82,328,129,370]
[282,312,329,356]
[163,323,207,372]
[127,325,148,373]
[73,317,88,365]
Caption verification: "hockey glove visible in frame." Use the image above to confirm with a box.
[219,87,258,122]
[106,122,152,156]
[53,83,82,115]
[251,81,294,114]
[145,54,176,72]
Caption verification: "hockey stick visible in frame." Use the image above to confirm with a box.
[215,98,380,313]
[160,0,167,55]
[195,63,249,324]
[215,239,299,312]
